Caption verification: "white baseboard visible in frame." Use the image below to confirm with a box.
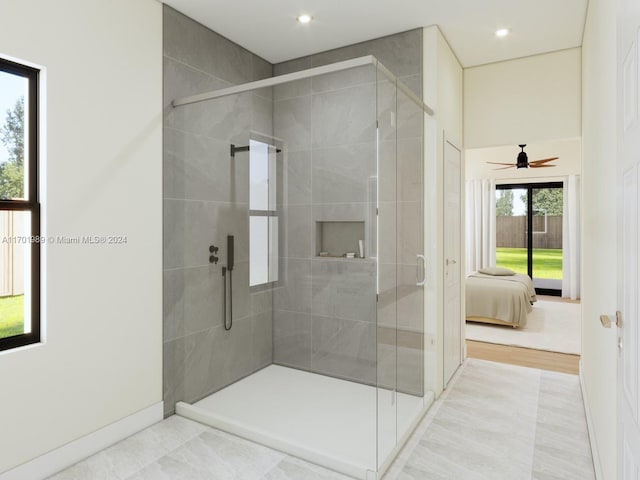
[0,401,163,480]
[579,362,603,480]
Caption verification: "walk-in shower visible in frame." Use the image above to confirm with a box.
[166,55,433,480]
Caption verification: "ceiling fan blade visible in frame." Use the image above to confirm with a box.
[529,157,559,165]
[493,165,515,170]
[530,164,556,168]
[487,161,517,166]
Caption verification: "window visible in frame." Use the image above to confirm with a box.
[248,139,279,288]
[0,57,40,351]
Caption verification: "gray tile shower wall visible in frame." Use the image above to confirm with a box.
[272,64,378,384]
[272,29,425,392]
[163,8,425,408]
[163,5,274,416]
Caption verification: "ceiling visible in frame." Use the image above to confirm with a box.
[162,0,588,67]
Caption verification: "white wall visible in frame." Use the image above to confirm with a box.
[423,26,463,395]
[466,138,581,181]
[464,48,582,149]
[0,0,162,474]
[581,0,618,478]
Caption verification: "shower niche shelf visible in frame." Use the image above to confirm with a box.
[315,221,365,259]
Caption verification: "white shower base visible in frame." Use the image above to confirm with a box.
[176,365,432,479]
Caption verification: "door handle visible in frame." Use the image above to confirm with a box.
[600,311,623,328]
[416,254,426,286]
[446,259,457,266]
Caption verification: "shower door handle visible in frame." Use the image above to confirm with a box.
[416,254,426,286]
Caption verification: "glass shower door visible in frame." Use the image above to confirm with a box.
[394,81,425,449]
[376,71,399,468]
[376,73,426,470]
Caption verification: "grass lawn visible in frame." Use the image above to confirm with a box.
[496,247,563,279]
[0,295,24,339]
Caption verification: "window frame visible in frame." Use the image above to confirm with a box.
[0,57,41,352]
[495,181,563,297]
[249,208,279,290]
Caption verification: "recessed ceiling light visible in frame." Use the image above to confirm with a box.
[495,28,510,38]
[297,14,312,24]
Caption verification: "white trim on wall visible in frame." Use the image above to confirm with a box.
[579,365,603,480]
[0,402,163,480]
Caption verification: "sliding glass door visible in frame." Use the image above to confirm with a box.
[495,182,563,295]
[495,187,528,275]
[531,185,563,293]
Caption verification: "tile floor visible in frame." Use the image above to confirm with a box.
[48,359,595,480]
[384,359,595,480]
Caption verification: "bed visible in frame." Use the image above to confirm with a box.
[465,269,537,328]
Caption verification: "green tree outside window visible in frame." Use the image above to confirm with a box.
[0,97,24,199]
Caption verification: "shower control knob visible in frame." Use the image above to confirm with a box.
[210,255,219,264]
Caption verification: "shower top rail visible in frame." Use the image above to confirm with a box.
[172,55,435,117]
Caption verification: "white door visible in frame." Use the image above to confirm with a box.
[444,139,463,386]
[618,6,640,477]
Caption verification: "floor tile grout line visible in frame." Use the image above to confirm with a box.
[527,369,544,479]
[92,418,210,480]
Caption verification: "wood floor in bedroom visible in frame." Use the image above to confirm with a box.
[466,340,581,374]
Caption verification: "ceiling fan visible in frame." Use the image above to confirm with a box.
[487,144,559,170]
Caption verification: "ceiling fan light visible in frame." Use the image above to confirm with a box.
[516,150,528,168]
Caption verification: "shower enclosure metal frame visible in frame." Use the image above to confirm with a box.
[173,55,433,117]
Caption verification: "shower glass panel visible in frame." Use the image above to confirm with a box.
[168,57,429,479]
[376,69,399,467]
[375,72,426,470]
[273,63,380,472]
[394,79,425,449]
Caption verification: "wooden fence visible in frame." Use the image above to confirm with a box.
[496,215,563,249]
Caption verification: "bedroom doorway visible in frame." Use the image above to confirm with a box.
[495,182,563,296]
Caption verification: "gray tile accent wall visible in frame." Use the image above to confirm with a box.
[163,9,425,409]
[163,5,274,416]
[275,30,423,96]
[272,29,425,392]
[272,63,377,385]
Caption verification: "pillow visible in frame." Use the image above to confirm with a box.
[478,267,516,276]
